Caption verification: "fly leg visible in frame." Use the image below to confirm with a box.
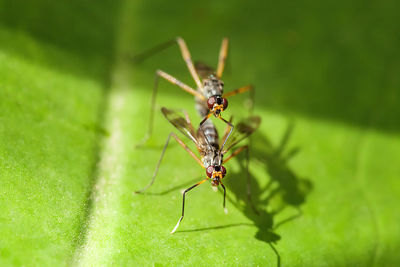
[135,132,203,193]
[170,178,208,234]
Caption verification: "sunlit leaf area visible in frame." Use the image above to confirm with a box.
[0,0,399,266]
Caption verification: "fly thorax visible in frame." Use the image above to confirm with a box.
[195,98,208,117]
[202,155,213,169]
[202,147,215,168]
[214,153,223,166]
[202,75,224,98]
[202,149,223,168]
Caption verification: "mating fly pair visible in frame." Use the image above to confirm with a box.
[134,37,259,233]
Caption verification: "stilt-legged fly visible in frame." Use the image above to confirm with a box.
[133,37,254,145]
[135,107,261,233]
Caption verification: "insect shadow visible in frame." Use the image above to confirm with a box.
[224,121,313,266]
[159,120,313,266]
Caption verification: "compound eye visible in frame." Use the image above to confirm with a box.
[207,96,216,110]
[222,98,228,110]
[221,166,227,177]
[206,165,214,178]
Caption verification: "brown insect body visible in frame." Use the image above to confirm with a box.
[195,68,227,118]
[135,37,254,145]
[150,107,260,233]
[196,128,226,188]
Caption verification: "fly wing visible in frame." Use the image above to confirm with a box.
[195,62,216,80]
[221,116,261,153]
[161,107,199,146]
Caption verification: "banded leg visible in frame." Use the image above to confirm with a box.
[170,178,208,234]
[138,70,204,145]
[223,145,259,214]
[223,85,255,115]
[199,113,212,126]
[135,132,203,194]
[216,38,229,78]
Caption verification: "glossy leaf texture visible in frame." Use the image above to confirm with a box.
[1,0,400,266]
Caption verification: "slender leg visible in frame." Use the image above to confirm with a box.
[218,116,234,152]
[171,178,208,234]
[176,37,203,89]
[137,70,204,146]
[223,85,255,115]
[130,37,203,89]
[216,38,229,79]
[223,85,253,98]
[199,112,212,126]
[156,70,203,99]
[135,132,204,194]
[223,145,248,164]
[220,116,234,145]
[220,181,228,214]
[199,114,233,151]
[223,145,259,214]
[172,133,204,167]
[131,39,176,63]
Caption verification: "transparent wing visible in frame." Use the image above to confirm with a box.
[161,107,199,146]
[195,62,216,80]
[221,116,261,153]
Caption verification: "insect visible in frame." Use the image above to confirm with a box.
[133,37,254,144]
[135,107,261,234]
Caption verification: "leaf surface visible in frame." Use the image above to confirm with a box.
[1,0,400,266]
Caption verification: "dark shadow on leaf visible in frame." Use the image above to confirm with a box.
[269,243,281,267]
[175,223,253,233]
[141,177,201,196]
[165,121,313,266]
[224,121,313,267]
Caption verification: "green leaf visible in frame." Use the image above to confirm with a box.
[0,0,118,265]
[0,32,105,265]
[1,0,400,266]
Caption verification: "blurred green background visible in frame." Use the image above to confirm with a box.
[0,0,399,266]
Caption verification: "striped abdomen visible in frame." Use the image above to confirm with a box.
[197,119,219,150]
